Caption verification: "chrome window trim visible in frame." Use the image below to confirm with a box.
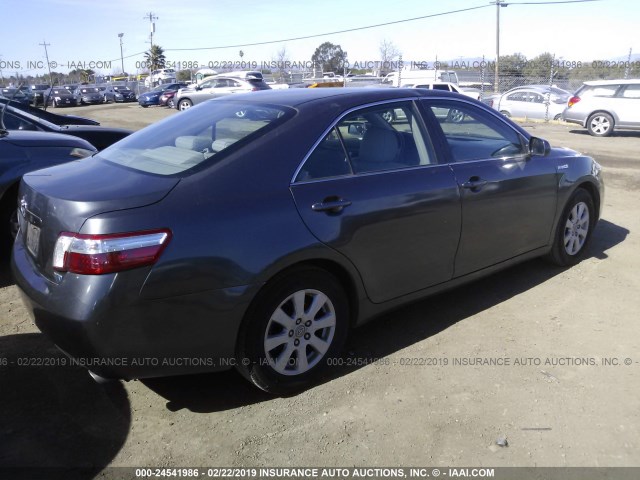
[290,95,530,185]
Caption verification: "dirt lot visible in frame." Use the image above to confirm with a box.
[1,103,639,475]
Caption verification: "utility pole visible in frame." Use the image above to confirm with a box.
[625,48,632,79]
[39,40,53,86]
[118,33,125,74]
[143,12,158,52]
[492,1,508,93]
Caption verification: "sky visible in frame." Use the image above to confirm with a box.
[0,0,638,78]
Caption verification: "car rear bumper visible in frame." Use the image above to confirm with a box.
[12,236,260,380]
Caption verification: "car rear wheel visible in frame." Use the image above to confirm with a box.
[554,113,562,121]
[178,99,192,111]
[547,188,595,266]
[382,110,396,123]
[499,110,511,118]
[0,195,19,257]
[587,112,614,137]
[236,267,349,394]
[447,108,465,123]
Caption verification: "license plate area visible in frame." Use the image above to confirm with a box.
[26,222,41,257]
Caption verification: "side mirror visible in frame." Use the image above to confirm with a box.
[529,137,550,157]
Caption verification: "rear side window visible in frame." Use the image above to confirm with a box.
[98,101,291,176]
[580,85,619,97]
[296,101,434,181]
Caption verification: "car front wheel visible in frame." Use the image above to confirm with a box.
[587,112,614,137]
[236,267,349,394]
[178,99,192,111]
[547,188,595,266]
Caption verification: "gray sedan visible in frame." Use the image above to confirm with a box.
[495,85,571,120]
[174,76,270,110]
[12,88,603,394]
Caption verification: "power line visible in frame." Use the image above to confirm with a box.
[164,4,493,52]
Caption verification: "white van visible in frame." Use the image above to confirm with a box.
[383,70,459,88]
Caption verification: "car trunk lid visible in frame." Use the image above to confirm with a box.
[18,158,179,279]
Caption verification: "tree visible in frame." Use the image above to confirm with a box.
[177,69,192,82]
[379,39,401,66]
[311,42,348,74]
[272,45,290,83]
[144,45,166,71]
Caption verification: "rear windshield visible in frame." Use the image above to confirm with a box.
[98,100,292,176]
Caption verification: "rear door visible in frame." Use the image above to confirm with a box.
[291,100,461,303]
[420,98,558,277]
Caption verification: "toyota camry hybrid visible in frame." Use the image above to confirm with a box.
[12,88,603,394]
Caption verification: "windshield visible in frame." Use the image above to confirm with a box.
[114,87,131,92]
[81,87,99,93]
[98,99,292,176]
[51,89,69,95]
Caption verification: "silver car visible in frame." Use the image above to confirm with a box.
[174,75,270,111]
[496,85,571,120]
[562,79,640,137]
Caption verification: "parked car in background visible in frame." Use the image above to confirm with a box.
[159,90,178,108]
[1,98,100,126]
[138,83,187,107]
[494,85,571,120]
[11,88,603,394]
[101,85,137,103]
[0,129,96,254]
[30,84,50,106]
[0,88,31,106]
[174,75,270,110]
[0,101,132,150]
[408,82,481,100]
[562,79,640,137]
[75,86,104,105]
[44,87,78,108]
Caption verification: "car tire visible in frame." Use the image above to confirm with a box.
[553,113,562,121]
[382,110,396,123]
[0,194,19,258]
[51,99,57,108]
[547,188,596,267]
[499,110,511,118]
[178,99,192,111]
[447,108,465,123]
[141,105,149,108]
[236,267,349,395]
[587,112,614,137]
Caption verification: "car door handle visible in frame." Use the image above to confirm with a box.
[461,177,488,190]
[311,198,352,213]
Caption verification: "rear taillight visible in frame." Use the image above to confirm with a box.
[567,96,580,107]
[53,229,171,275]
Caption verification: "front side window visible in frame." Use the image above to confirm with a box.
[296,101,434,182]
[424,100,526,163]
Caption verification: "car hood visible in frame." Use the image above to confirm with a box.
[2,130,96,148]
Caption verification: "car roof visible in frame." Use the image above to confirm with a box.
[583,78,640,86]
[213,87,457,108]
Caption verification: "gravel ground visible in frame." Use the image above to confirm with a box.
[1,103,639,475]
